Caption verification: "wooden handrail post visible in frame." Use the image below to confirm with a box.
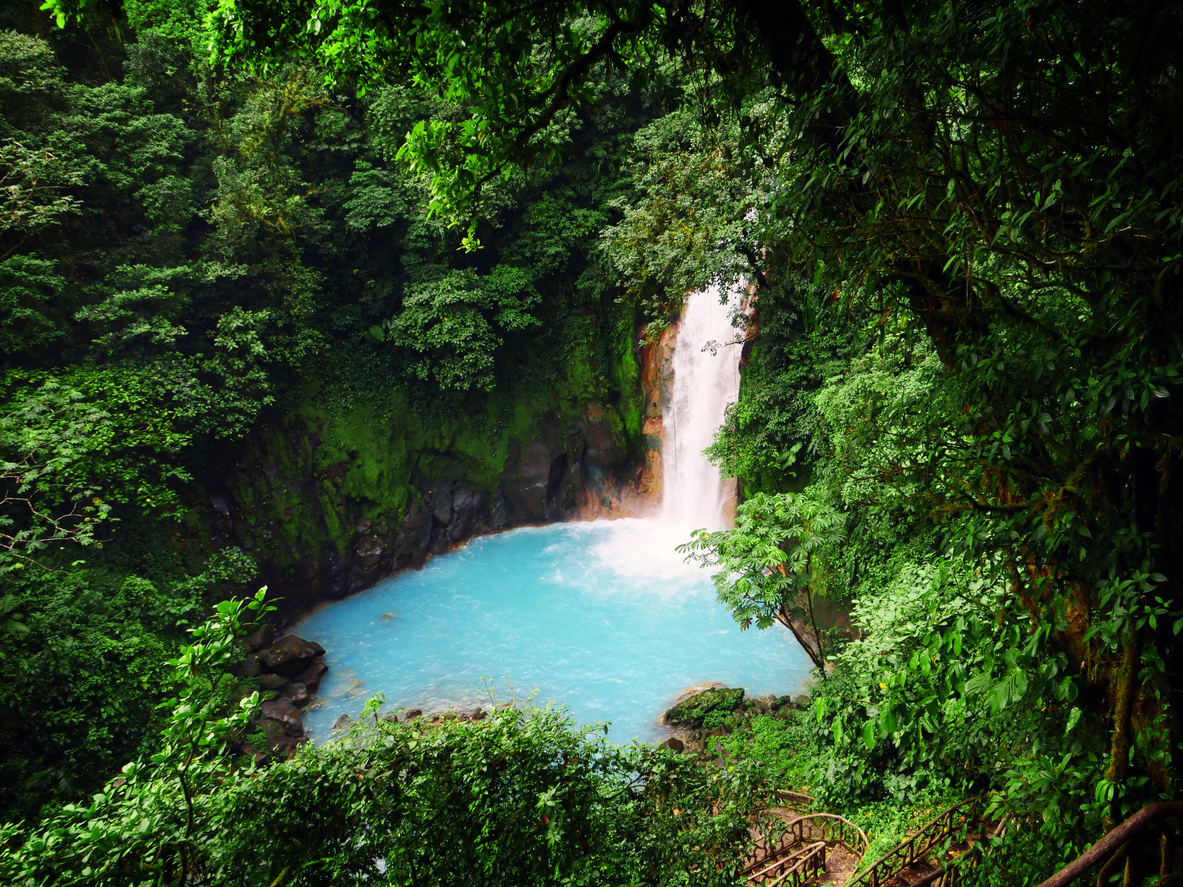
[1038,802,1183,887]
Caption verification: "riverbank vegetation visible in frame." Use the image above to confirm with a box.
[3,0,1183,883]
[2,596,769,886]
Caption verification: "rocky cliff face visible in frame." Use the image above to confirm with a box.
[193,329,659,623]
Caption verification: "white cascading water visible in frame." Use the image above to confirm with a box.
[661,283,744,531]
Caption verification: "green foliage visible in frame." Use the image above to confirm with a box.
[689,315,1126,847]
[0,589,268,883]
[123,0,207,43]
[207,0,656,244]
[25,0,1183,873]
[343,160,410,231]
[701,708,736,730]
[603,103,760,317]
[716,712,810,791]
[0,0,652,853]
[0,540,245,822]
[0,596,768,885]
[0,0,649,568]
[0,143,79,252]
[0,31,66,139]
[707,301,850,495]
[680,489,845,671]
[716,710,968,869]
[384,266,541,392]
[0,255,66,355]
[839,790,965,868]
[503,192,605,279]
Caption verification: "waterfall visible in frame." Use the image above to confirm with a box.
[661,284,744,531]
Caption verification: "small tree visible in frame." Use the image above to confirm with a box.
[680,490,845,671]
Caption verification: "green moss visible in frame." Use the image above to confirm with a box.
[702,708,738,729]
[214,300,647,577]
[610,307,643,440]
[664,687,745,728]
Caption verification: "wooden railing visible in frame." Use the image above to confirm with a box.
[1035,801,1183,887]
[745,812,869,884]
[846,798,980,887]
[748,841,828,887]
[778,813,868,861]
[747,793,1183,887]
[774,789,817,809]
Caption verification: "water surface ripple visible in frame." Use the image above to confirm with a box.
[297,519,811,743]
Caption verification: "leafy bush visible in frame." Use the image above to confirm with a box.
[0,596,772,887]
[717,712,809,789]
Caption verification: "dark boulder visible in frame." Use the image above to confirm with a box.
[393,497,432,568]
[428,484,454,526]
[500,440,553,519]
[210,494,232,518]
[353,531,384,569]
[324,550,350,599]
[260,718,287,752]
[235,654,263,677]
[489,493,510,529]
[663,736,684,753]
[293,657,328,693]
[261,635,326,676]
[447,487,484,541]
[261,698,304,737]
[282,682,311,707]
[582,409,621,472]
[258,673,288,691]
[243,624,275,653]
[269,734,308,757]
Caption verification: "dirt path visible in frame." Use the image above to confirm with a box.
[817,844,859,884]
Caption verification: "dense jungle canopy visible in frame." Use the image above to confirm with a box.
[2,0,1183,884]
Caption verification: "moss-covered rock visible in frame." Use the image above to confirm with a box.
[663,687,745,728]
[188,304,650,622]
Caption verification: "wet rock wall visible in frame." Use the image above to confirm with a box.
[192,322,665,624]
